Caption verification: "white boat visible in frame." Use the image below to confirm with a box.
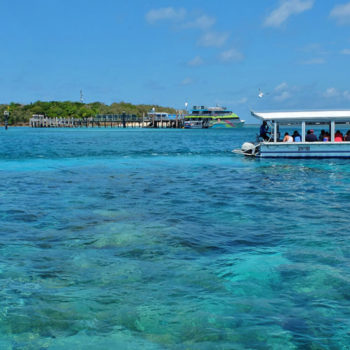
[234,110,350,158]
[184,120,203,129]
[184,106,244,129]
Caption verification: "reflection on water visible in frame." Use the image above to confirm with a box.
[0,127,350,349]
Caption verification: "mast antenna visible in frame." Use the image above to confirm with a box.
[80,89,84,103]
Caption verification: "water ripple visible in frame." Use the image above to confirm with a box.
[1,127,350,348]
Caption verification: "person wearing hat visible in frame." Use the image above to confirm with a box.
[305,129,317,142]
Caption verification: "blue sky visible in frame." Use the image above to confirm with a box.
[1,0,350,121]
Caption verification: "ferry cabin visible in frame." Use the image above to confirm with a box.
[251,110,350,158]
[190,106,233,117]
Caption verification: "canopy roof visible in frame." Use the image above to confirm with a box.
[251,110,350,123]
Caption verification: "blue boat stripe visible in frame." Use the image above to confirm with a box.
[261,156,350,158]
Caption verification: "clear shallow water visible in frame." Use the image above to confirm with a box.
[1,127,350,349]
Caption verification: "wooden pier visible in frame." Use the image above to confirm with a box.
[29,113,184,128]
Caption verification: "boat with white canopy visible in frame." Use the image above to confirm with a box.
[234,110,350,158]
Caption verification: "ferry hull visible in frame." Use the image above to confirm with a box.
[184,121,203,129]
[260,142,350,158]
[184,124,202,129]
[209,120,244,128]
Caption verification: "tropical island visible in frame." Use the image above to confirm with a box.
[0,101,176,126]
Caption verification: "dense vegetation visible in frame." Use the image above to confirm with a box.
[0,101,177,125]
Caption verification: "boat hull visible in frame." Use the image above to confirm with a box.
[259,142,350,158]
[184,125,203,129]
[184,121,203,129]
[209,120,244,128]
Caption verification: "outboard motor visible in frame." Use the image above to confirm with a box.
[241,142,256,155]
[233,142,260,156]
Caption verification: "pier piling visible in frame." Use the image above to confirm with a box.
[29,113,184,128]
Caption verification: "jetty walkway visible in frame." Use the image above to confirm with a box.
[29,114,184,128]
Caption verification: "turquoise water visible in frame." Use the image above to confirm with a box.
[1,127,350,349]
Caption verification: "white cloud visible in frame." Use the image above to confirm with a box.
[324,87,350,100]
[302,43,322,52]
[264,0,314,27]
[236,97,248,105]
[145,8,234,63]
[197,31,229,47]
[146,7,186,24]
[324,87,339,98]
[300,43,328,56]
[301,58,326,64]
[274,91,292,101]
[330,2,350,25]
[273,82,292,101]
[341,48,350,55]
[145,8,231,60]
[183,15,216,30]
[219,48,244,62]
[298,44,328,64]
[181,77,193,86]
[188,56,204,67]
[275,82,288,91]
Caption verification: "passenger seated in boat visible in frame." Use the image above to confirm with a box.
[259,121,270,141]
[319,130,325,141]
[345,130,350,141]
[283,132,293,142]
[323,132,330,142]
[292,130,301,142]
[305,129,317,142]
[335,130,344,142]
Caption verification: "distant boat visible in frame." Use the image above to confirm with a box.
[184,120,203,129]
[184,106,244,129]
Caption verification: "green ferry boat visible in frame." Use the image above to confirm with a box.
[184,106,244,129]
